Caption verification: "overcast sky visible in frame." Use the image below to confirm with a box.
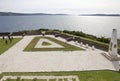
[0,0,120,14]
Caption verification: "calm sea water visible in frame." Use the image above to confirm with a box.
[0,15,120,38]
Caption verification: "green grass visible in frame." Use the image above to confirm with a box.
[6,78,16,81]
[42,41,51,46]
[1,70,120,81]
[63,32,120,49]
[64,78,68,81]
[24,36,83,51]
[58,79,62,81]
[0,38,22,55]
[72,78,76,81]
[49,79,56,81]
[23,79,33,81]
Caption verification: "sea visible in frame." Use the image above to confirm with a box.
[0,15,120,38]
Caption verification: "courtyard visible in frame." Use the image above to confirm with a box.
[0,35,119,72]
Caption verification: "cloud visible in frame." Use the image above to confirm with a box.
[0,0,120,14]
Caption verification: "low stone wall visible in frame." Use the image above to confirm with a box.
[74,37,109,51]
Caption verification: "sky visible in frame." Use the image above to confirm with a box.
[0,0,120,14]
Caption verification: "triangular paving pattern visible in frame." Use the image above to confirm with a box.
[35,38,64,48]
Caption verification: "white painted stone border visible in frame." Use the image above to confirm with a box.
[0,75,80,81]
[35,38,64,48]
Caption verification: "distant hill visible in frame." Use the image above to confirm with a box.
[0,12,68,16]
[0,12,120,16]
[79,14,120,16]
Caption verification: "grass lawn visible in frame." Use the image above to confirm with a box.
[24,36,83,51]
[42,41,51,46]
[0,70,120,81]
[0,38,22,55]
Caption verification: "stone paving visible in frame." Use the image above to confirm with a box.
[0,75,80,81]
[0,35,119,72]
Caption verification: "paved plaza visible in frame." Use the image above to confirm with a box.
[0,35,119,72]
